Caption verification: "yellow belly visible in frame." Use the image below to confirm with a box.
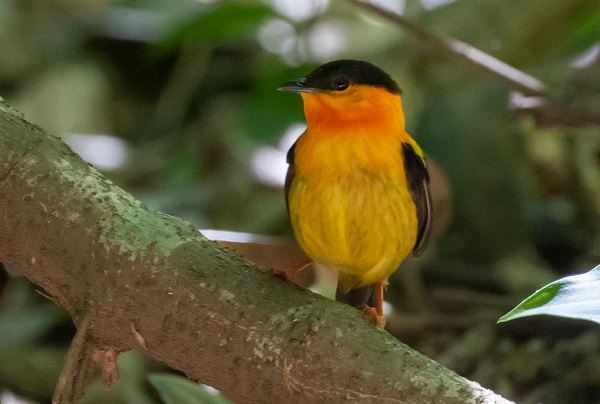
[288,135,418,292]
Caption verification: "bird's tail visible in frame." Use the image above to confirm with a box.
[336,284,376,310]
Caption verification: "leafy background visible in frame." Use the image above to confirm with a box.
[0,0,599,403]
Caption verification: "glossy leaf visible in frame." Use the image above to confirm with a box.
[498,265,600,323]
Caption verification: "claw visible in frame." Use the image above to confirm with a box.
[359,304,386,328]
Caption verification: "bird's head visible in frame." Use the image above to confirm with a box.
[279,60,405,132]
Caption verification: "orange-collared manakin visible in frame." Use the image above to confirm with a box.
[280,60,432,327]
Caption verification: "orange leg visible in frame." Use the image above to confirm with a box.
[360,282,386,328]
[375,281,384,317]
[374,281,386,328]
[273,259,312,283]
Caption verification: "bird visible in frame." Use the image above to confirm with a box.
[279,59,432,328]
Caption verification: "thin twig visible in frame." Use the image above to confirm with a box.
[511,98,600,127]
[52,315,97,404]
[346,0,547,96]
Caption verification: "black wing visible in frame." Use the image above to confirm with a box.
[401,142,432,256]
[284,140,297,213]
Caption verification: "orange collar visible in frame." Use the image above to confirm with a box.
[301,85,407,140]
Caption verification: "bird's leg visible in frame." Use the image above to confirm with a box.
[273,259,312,283]
[375,281,386,328]
[375,281,384,317]
[360,282,386,328]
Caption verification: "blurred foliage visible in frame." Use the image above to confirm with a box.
[148,374,232,404]
[1,0,599,403]
[0,277,70,401]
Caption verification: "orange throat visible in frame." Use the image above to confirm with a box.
[300,85,408,139]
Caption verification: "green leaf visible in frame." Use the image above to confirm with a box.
[149,374,233,404]
[498,265,600,323]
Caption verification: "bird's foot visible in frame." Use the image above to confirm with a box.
[359,305,386,328]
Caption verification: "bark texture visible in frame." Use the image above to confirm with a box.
[0,101,512,403]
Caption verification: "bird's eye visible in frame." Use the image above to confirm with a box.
[333,77,349,91]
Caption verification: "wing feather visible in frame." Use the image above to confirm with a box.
[284,141,297,213]
[401,142,432,256]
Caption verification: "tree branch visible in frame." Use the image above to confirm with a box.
[0,102,512,403]
[509,92,600,127]
[346,0,547,96]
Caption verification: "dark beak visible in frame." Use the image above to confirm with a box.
[278,78,318,94]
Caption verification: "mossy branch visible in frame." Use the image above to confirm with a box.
[0,102,511,403]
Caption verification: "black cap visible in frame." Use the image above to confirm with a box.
[279,59,401,94]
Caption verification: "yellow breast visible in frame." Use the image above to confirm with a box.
[288,128,418,292]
